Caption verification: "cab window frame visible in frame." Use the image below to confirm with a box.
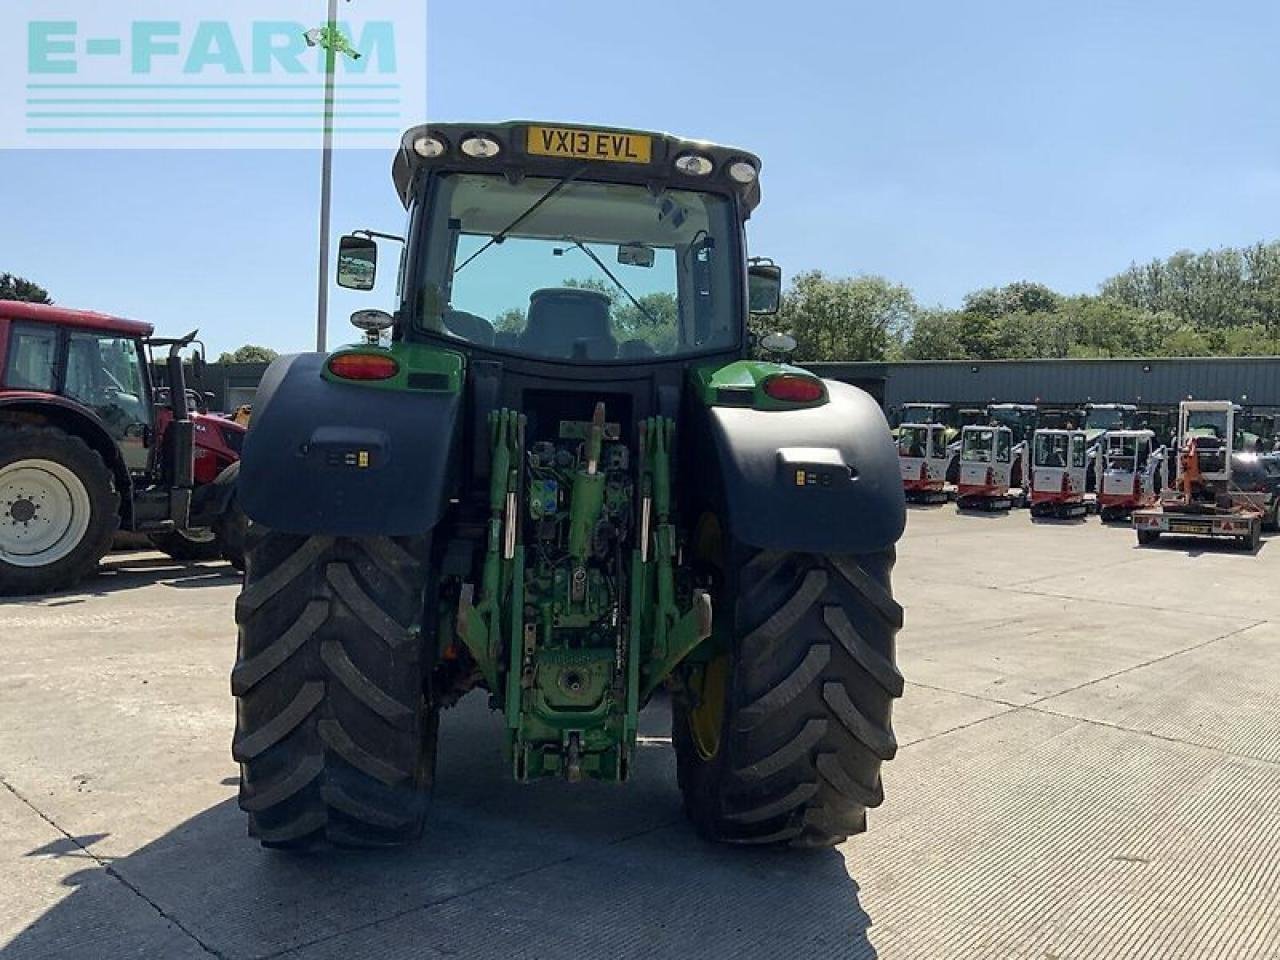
[402,169,747,366]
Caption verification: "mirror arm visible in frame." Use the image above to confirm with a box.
[355,228,406,244]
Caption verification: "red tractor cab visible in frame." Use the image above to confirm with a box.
[0,302,244,594]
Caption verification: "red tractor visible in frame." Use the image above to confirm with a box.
[0,301,244,594]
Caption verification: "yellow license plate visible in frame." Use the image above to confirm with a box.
[526,126,652,164]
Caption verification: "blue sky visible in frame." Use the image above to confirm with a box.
[2,1,1279,356]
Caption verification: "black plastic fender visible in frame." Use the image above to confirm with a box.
[237,353,461,536]
[705,380,906,554]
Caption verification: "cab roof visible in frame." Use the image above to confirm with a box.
[0,301,153,338]
[392,121,763,214]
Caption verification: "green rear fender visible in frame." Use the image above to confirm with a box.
[238,343,465,536]
[691,366,906,555]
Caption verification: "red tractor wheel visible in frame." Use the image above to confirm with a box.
[0,424,119,595]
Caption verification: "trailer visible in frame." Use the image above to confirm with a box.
[1132,401,1263,551]
[898,422,950,503]
[1027,429,1088,519]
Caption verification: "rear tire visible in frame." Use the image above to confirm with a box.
[149,527,222,562]
[232,527,438,849]
[674,541,904,848]
[1137,529,1160,545]
[0,424,119,596]
[213,492,247,572]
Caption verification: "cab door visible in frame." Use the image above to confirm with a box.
[1067,432,1087,494]
[993,428,1013,488]
[927,425,948,482]
[62,330,152,473]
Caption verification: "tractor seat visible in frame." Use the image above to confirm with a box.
[519,288,616,360]
[443,309,495,346]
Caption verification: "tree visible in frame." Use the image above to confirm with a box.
[494,308,525,334]
[778,271,917,362]
[218,345,279,364]
[962,281,1060,318]
[0,273,52,304]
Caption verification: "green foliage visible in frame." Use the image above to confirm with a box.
[775,271,917,362]
[0,273,52,304]
[896,248,1280,361]
[963,281,1060,318]
[217,345,280,364]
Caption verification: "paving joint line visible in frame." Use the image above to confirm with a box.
[1001,554,1144,589]
[1021,618,1267,708]
[0,775,225,959]
[995,580,1276,622]
[261,817,684,959]
[901,620,1270,766]
[1022,704,1280,769]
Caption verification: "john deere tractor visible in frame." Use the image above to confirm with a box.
[232,121,906,850]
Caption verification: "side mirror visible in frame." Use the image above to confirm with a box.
[748,260,782,314]
[192,349,206,384]
[337,234,378,291]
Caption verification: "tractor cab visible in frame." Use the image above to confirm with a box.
[986,403,1038,445]
[1028,428,1088,518]
[1097,429,1162,521]
[898,402,954,431]
[0,302,244,593]
[956,424,1015,510]
[897,421,949,502]
[1081,402,1137,443]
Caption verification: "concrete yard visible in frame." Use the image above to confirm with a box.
[2,508,1279,959]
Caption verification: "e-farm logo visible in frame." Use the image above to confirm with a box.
[1,1,426,149]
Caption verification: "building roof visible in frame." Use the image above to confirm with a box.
[0,301,153,338]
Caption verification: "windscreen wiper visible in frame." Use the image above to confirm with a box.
[568,238,661,328]
[454,165,587,274]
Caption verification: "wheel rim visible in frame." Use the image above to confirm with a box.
[177,527,216,544]
[689,654,729,760]
[0,459,92,568]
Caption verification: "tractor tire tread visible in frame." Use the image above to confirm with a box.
[230,599,328,695]
[676,547,902,849]
[233,530,436,850]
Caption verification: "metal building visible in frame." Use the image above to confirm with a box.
[809,357,1280,413]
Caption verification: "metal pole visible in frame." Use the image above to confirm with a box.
[315,0,339,352]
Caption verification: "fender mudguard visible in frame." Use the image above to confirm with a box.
[238,353,461,536]
[706,380,905,555]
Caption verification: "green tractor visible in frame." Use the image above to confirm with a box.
[232,122,906,850]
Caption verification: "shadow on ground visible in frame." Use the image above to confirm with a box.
[3,699,876,960]
[0,555,239,607]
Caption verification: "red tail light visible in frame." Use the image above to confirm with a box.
[327,353,400,381]
[919,463,928,481]
[986,467,995,486]
[762,374,824,404]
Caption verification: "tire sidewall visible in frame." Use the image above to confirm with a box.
[0,426,118,595]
